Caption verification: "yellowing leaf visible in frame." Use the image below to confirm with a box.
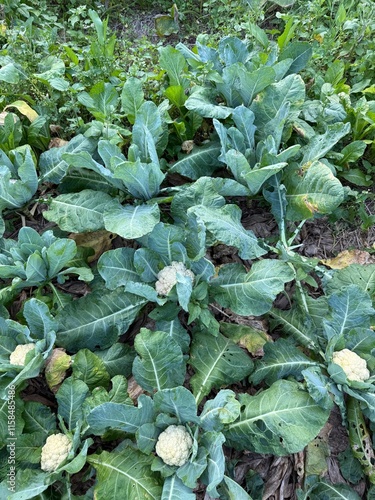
[322,250,375,269]
[69,230,116,262]
[45,348,71,392]
[5,100,39,122]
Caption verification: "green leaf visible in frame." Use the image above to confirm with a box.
[72,349,110,390]
[25,253,47,283]
[23,298,58,340]
[269,306,319,349]
[39,134,97,184]
[0,155,38,212]
[220,474,253,499]
[78,82,119,121]
[189,331,254,404]
[279,42,312,75]
[98,248,140,289]
[96,344,135,378]
[15,431,44,464]
[87,395,154,434]
[301,123,351,164]
[43,189,114,232]
[113,159,164,200]
[0,62,21,84]
[1,469,49,499]
[133,329,186,392]
[155,319,191,354]
[168,143,222,180]
[132,101,167,162]
[103,201,160,239]
[89,448,163,499]
[200,390,241,431]
[210,261,294,316]
[201,431,226,496]
[340,168,372,187]
[0,395,24,443]
[189,204,266,260]
[162,476,195,500]
[121,77,144,123]
[153,387,199,424]
[177,447,208,488]
[56,288,147,351]
[185,87,232,119]
[325,264,375,297]
[56,377,90,430]
[22,401,56,435]
[237,66,276,107]
[250,338,318,385]
[218,37,249,65]
[159,46,187,87]
[225,380,330,455]
[298,479,362,499]
[284,161,345,221]
[323,285,374,340]
[46,238,77,278]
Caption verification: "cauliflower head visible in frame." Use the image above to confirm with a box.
[41,433,72,472]
[332,349,370,382]
[9,343,35,366]
[155,425,193,467]
[155,261,195,296]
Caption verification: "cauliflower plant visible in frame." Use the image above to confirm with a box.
[155,425,193,467]
[40,433,72,472]
[9,343,35,366]
[332,348,370,382]
[155,261,195,296]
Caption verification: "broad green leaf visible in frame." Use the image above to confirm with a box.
[153,387,199,424]
[133,329,186,392]
[185,87,232,119]
[165,85,187,108]
[225,380,329,455]
[189,331,254,404]
[201,431,226,496]
[121,77,144,123]
[301,123,351,164]
[269,306,319,349]
[56,289,147,351]
[325,264,375,298]
[98,248,140,289]
[237,66,276,107]
[103,201,160,239]
[39,134,97,183]
[23,298,58,340]
[132,101,167,162]
[159,46,187,87]
[1,470,49,499]
[189,204,266,260]
[56,377,89,430]
[210,261,294,316]
[337,141,367,166]
[113,159,165,200]
[95,344,135,378]
[221,474,253,499]
[162,476,195,500]
[250,338,318,385]
[46,238,76,278]
[78,82,119,121]
[0,62,21,84]
[200,390,241,431]
[88,448,163,500]
[72,349,110,390]
[58,167,119,195]
[168,142,222,180]
[177,447,208,488]
[250,74,305,133]
[218,37,249,66]
[232,105,256,150]
[0,160,37,213]
[279,42,312,75]
[323,285,374,340]
[284,161,345,221]
[302,368,333,411]
[22,401,56,435]
[155,319,191,354]
[14,431,44,464]
[0,396,24,444]
[87,395,154,434]
[25,253,47,283]
[43,189,114,232]
[140,222,186,264]
[297,480,361,500]
[136,422,159,454]
[340,168,373,187]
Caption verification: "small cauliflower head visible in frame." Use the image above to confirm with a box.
[41,433,72,472]
[155,261,195,296]
[155,425,193,467]
[9,343,34,366]
[332,349,370,382]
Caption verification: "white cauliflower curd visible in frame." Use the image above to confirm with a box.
[155,425,193,467]
[9,343,35,366]
[40,433,72,472]
[332,349,370,382]
[155,262,195,296]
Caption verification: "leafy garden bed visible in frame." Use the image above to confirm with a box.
[0,1,375,499]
